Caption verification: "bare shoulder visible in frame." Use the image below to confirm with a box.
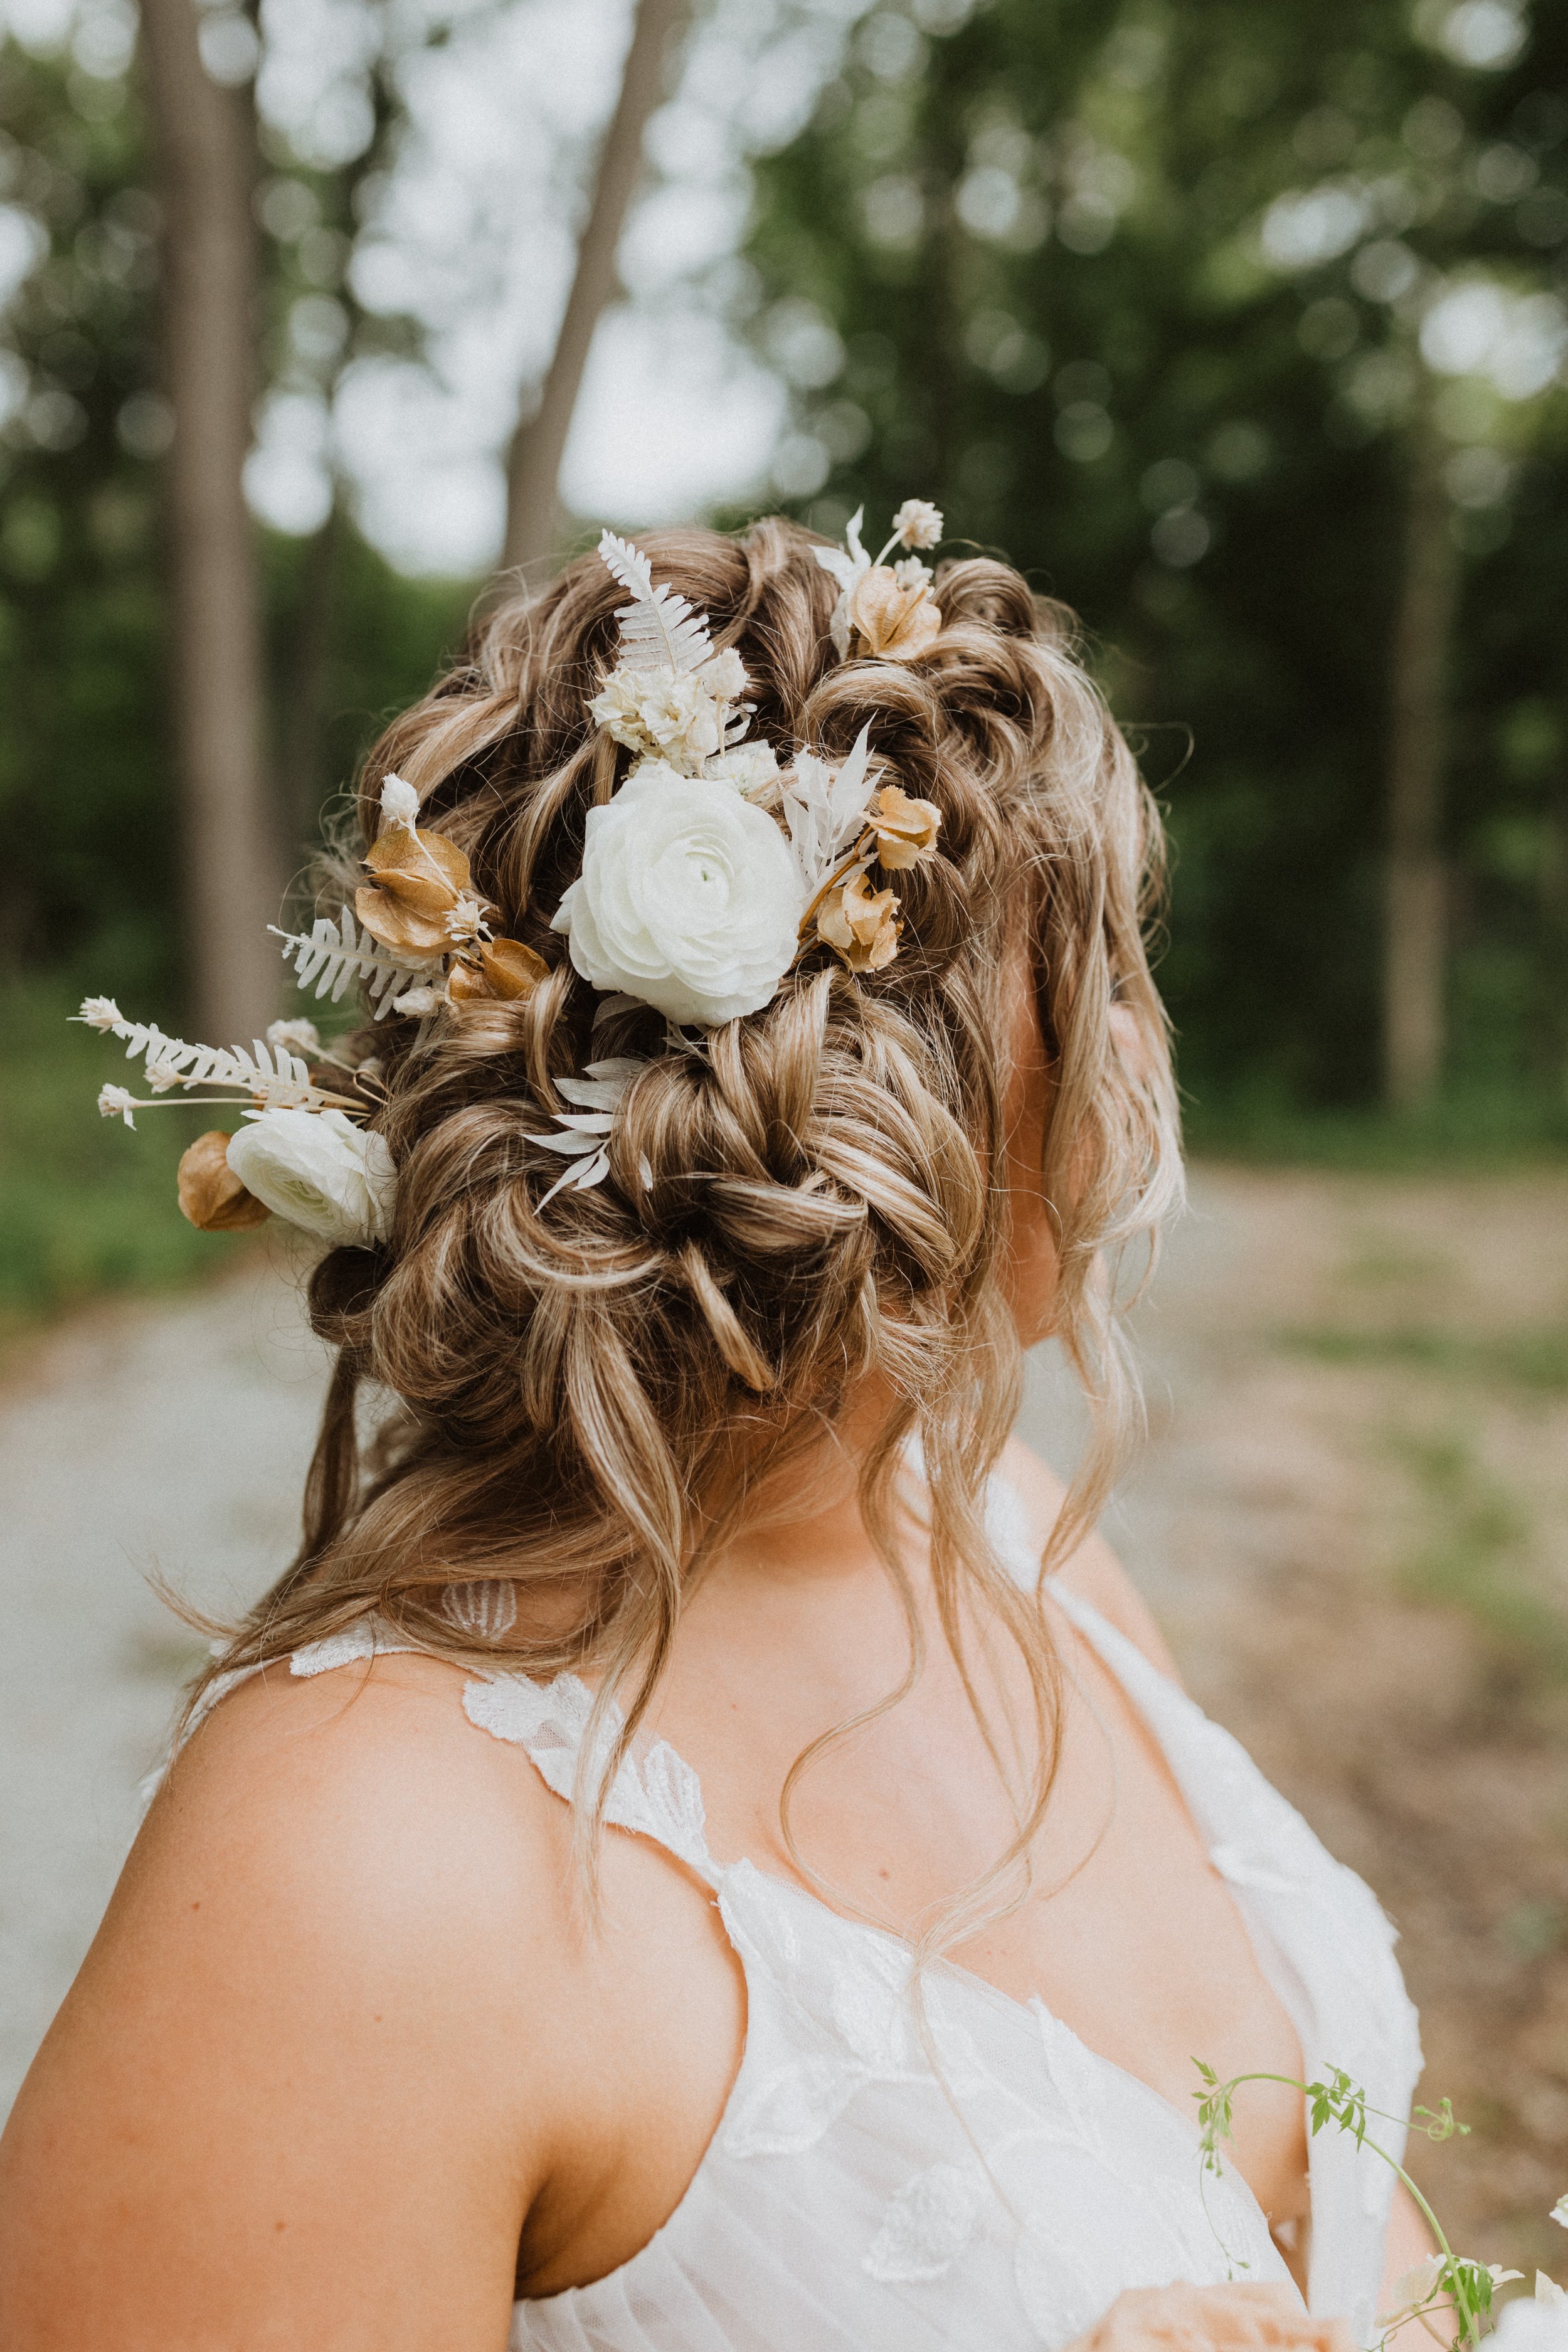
[1000,1436,1184,1683]
[0,1650,580,2349]
[133,1647,581,2025]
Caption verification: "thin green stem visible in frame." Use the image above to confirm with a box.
[1195,2069,1481,2349]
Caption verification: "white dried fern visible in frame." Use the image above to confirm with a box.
[88,1008,335,1110]
[598,529,712,675]
[268,909,433,1019]
[526,1057,650,1210]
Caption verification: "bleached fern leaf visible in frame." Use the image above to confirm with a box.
[598,529,712,675]
[268,910,433,1019]
[88,1009,333,1109]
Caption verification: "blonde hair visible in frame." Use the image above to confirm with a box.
[193,516,1182,1945]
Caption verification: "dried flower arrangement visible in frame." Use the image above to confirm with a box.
[79,505,948,1240]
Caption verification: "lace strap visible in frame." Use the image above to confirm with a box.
[462,1670,720,1887]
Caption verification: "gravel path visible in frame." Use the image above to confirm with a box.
[0,1254,331,2111]
[6,1164,1567,2280]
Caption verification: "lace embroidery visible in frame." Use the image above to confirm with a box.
[157,1468,1421,2352]
[443,1579,519,1640]
[462,1670,714,1883]
[864,2162,985,2282]
[716,1869,988,2162]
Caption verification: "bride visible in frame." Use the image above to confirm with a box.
[0,507,1428,2349]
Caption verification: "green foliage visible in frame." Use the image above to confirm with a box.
[741,0,1568,1118]
[1282,1321,1568,1387]
[0,975,252,1340]
[1396,1430,1568,1685]
[1195,2057,1486,2348]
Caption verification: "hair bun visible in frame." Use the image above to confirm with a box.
[306,1244,386,1348]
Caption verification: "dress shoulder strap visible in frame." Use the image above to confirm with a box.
[463,1668,721,1888]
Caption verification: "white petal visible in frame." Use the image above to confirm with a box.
[379,773,420,829]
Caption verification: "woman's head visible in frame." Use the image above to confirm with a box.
[215,513,1181,1789]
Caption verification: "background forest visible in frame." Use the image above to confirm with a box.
[1,0,1565,1328]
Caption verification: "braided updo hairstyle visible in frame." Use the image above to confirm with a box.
[194,515,1182,1914]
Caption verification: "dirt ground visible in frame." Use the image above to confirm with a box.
[1084,1167,1568,2284]
[4,1162,1567,2280]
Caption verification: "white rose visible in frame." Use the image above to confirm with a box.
[225,1109,396,1247]
[551,766,804,1026]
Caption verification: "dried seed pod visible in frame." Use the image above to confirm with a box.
[177,1131,272,1232]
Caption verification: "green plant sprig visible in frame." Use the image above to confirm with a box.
[1193,2061,1486,2350]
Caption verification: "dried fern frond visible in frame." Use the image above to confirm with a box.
[268,909,435,1019]
[598,529,712,676]
[79,1005,342,1111]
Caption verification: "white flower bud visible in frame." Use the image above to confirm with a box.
[378,773,421,830]
[265,1017,322,1057]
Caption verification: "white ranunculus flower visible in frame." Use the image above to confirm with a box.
[551,766,804,1026]
[225,1109,396,1247]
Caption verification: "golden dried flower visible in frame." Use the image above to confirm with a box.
[356,821,484,956]
[177,1131,272,1232]
[871,783,942,870]
[847,564,942,663]
[817,867,901,972]
[448,936,550,1004]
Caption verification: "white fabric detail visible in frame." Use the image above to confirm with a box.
[290,1623,381,1676]
[171,1472,1421,2352]
[864,2163,985,2282]
[443,1579,520,1640]
[463,1670,717,1886]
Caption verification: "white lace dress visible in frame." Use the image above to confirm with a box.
[183,1478,1422,2352]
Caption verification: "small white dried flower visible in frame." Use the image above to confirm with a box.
[893,555,932,591]
[266,1017,323,1057]
[379,773,421,830]
[892,498,943,550]
[97,1083,137,1127]
[78,995,123,1032]
[445,893,489,945]
[706,741,780,797]
[1553,2196,1568,2230]
[391,984,445,1018]
[144,1057,183,1094]
[701,647,750,702]
[590,664,724,771]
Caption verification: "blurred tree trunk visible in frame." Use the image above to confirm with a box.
[280,499,341,859]
[1384,398,1458,1115]
[140,0,278,1042]
[501,0,691,578]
